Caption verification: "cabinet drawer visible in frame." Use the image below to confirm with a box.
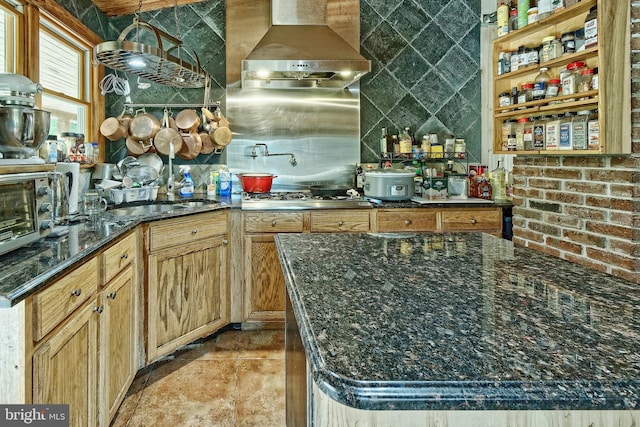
[244,212,304,233]
[376,210,438,232]
[310,210,370,232]
[103,232,136,284]
[33,257,99,341]
[149,212,227,251]
[441,209,501,232]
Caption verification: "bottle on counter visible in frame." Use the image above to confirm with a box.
[219,167,232,198]
[490,161,507,202]
[380,127,389,156]
[179,166,195,198]
[399,127,413,157]
[207,170,219,199]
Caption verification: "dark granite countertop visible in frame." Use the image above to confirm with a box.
[275,232,640,411]
[0,200,230,308]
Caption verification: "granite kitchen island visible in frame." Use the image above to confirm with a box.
[275,232,640,426]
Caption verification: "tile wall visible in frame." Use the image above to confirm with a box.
[57,0,482,166]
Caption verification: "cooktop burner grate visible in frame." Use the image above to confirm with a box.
[240,191,371,210]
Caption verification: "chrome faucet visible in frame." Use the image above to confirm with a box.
[250,143,297,167]
[166,142,175,201]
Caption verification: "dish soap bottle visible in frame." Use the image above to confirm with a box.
[219,167,232,198]
[179,166,195,198]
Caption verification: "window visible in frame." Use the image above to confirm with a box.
[39,20,90,138]
[0,1,19,73]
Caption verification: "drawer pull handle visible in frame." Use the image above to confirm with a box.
[338,221,344,226]
[70,289,82,297]
[470,219,477,224]
[222,239,229,245]
[191,229,198,234]
[107,292,117,300]
[404,220,411,225]
[121,253,129,260]
[271,220,277,227]
[93,305,104,314]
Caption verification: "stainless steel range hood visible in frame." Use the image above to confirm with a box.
[240,0,370,89]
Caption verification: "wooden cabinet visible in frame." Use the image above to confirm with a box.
[492,0,630,155]
[242,210,370,328]
[374,208,502,236]
[98,231,136,426]
[310,210,370,232]
[146,211,229,362]
[31,230,137,427]
[32,298,99,427]
[441,209,502,233]
[242,212,304,328]
[376,209,439,232]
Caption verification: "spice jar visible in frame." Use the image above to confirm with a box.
[561,31,576,54]
[591,67,599,90]
[499,91,512,107]
[540,36,554,63]
[527,7,538,24]
[550,38,562,60]
[584,6,598,49]
[579,68,594,93]
[517,83,534,106]
[545,79,562,98]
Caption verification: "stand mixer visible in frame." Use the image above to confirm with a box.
[0,73,51,160]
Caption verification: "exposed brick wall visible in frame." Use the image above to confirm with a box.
[512,1,640,284]
[512,156,640,282]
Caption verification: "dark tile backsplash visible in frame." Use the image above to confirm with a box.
[60,0,481,164]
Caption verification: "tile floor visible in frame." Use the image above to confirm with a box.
[111,328,286,427]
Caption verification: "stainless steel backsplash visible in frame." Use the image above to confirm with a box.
[226,86,362,192]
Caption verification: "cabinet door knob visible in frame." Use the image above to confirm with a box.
[70,288,82,297]
[121,253,128,260]
[271,220,277,227]
[338,221,344,226]
[106,291,117,300]
[222,239,229,245]
[404,219,411,225]
[93,305,104,314]
[470,218,477,224]
[191,229,198,234]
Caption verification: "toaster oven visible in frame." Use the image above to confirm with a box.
[0,171,52,257]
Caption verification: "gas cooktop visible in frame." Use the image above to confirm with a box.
[240,191,373,210]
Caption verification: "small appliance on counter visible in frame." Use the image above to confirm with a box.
[0,171,52,256]
[0,74,51,160]
[363,169,415,201]
[54,162,80,215]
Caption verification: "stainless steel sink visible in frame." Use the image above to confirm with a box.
[107,203,185,217]
[177,201,208,208]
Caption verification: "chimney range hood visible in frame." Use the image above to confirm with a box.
[241,0,371,89]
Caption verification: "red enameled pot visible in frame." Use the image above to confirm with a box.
[237,173,277,193]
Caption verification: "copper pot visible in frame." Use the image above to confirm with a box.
[153,110,183,155]
[129,111,161,141]
[175,109,200,132]
[99,117,127,141]
[178,131,202,160]
[210,116,232,148]
[125,136,151,155]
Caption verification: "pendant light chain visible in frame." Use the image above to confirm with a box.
[174,0,181,43]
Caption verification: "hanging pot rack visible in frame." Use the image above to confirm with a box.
[94,18,208,88]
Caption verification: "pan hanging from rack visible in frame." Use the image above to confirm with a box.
[94,0,208,89]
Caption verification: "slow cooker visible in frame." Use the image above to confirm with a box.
[363,169,415,201]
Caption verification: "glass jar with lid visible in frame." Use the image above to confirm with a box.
[517,83,534,106]
[540,36,555,63]
[561,31,576,54]
[578,68,594,93]
[545,78,562,99]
